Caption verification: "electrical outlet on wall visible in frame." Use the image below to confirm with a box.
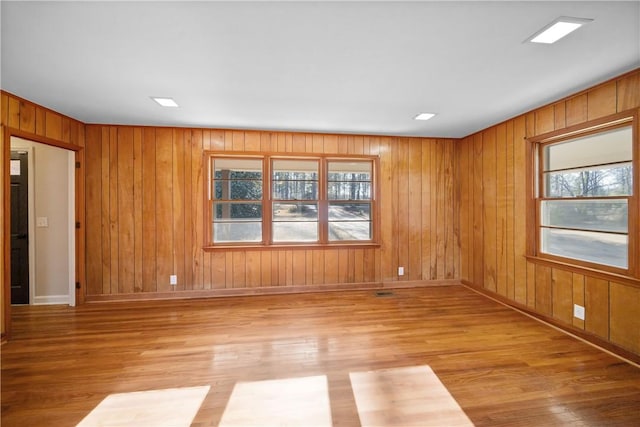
[573,304,585,320]
[170,275,177,285]
[398,267,404,276]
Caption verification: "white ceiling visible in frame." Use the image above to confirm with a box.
[1,1,639,138]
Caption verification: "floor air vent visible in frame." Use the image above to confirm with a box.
[375,290,394,297]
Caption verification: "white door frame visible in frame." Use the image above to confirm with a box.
[67,151,76,306]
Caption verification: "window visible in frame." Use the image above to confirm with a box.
[272,159,319,243]
[531,113,638,276]
[327,161,373,241]
[211,157,263,243]
[207,153,378,248]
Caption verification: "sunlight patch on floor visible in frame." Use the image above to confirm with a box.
[350,365,474,427]
[76,385,210,427]
[219,375,332,427]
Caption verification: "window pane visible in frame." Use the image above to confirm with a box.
[328,161,372,201]
[544,163,632,197]
[273,160,318,180]
[544,126,632,171]
[273,203,318,221]
[214,203,262,220]
[541,228,627,269]
[272,180,318,200]
[213,158,263,204]
[541,200,628,233]
[328,203,371,220]
[329,222,372,241]
[214,158,263,177]
[272,222,318,242]
[213,222,262,243]
[214,170,262,180]
[328,182,371,200]
[214,180,262,200]
[328,161,372,181]
[272,159,318,201]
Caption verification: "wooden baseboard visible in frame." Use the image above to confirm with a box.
[461,280,640,366]
[84,279,461,303]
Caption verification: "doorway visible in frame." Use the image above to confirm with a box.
[9,137,75,306]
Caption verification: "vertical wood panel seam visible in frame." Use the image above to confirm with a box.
[116,128,120,293]
[419,140,423,280]
[172,131,176,282]
[608,283,612,340]
[131,129,136,292]
[183,131,187,288]
[155,131,159,290]
[495,130,498,290]
[511,125,516,295]
[139,129,142,291]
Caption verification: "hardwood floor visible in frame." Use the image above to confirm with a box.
[2,285,639,426]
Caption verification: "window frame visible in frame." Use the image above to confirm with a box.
[526,110,640,282]
[205,151,380,250]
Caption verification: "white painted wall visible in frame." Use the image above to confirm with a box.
[10,137,74,305]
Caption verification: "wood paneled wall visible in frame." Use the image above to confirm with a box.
[84,127,459,298]
[1,91,86,337]
[0,93,85,146]
[458,69,640,355]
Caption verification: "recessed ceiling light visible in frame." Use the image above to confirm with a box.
[414,113,436,121]
[151,97,179,107]
[527,17,593,44]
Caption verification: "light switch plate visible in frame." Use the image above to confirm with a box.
[36,217,48,227]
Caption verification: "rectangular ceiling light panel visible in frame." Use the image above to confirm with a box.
[528,17,593,44]
[414,113,436,121]
[152,97,179,107]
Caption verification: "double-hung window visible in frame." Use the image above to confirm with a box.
[272,159,320,243]
[327,161,373,241]
[211,157,264,244]
[531,113,638,276]
[207,153,378,248]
